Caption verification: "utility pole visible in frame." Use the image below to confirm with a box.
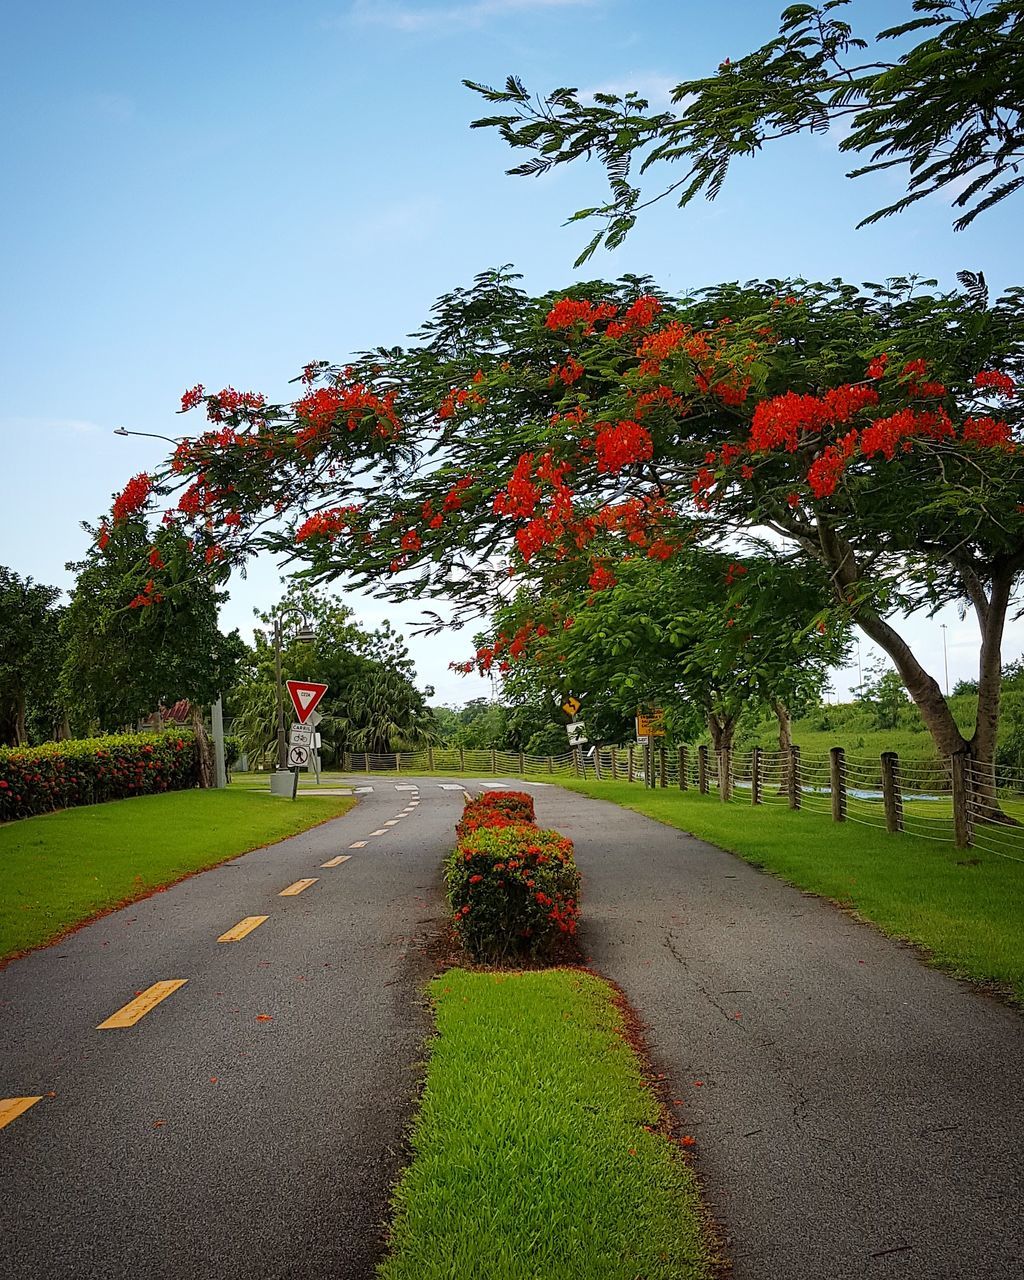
[211,695,227,789]
[941,623,950,696]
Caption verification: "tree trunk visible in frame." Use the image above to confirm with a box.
[190,705,213,789]
[708,712,737,792]
[818,525,1020,825]
[774,700,792,794]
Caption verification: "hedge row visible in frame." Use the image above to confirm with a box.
[0,730,200,823]
[444,790,580,962]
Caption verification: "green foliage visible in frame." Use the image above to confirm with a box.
[854,658,912,729]
[0,567,67,746]
[61,521,243,732]
[0,729,199,822]
[467,1,1024,260]
[229,582,435,765]
[445,801,580,961]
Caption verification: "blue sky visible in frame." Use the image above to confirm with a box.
[2,0,1021,704]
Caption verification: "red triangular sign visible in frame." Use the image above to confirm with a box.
[286,680,329,724]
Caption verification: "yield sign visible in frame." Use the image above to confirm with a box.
[286,680,329,724]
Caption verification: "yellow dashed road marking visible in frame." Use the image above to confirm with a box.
[279,878,318,896]
[217,916,268,943]
[0,1097,43,1130]
[98,980,188,1029]
[349,841,367,849]
[321,855,351,868]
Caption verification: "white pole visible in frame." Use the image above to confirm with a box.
[211,696,227,789]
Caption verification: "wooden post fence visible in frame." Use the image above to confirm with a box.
[678,745,687,790]
[459,747,465,771]
[659,746,667,788]
[611,750,618,780]
[787,745,801,809]
[751,747,762,806]
[428,745,435,770]
[719,749,731,802]
[830,747,847,823]
[880,751,904,833]
[628,746,635,783]
[951,751,972,849]
[698,746,708,794]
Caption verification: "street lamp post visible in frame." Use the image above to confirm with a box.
[941,623,950,696]
[272,609,315,773]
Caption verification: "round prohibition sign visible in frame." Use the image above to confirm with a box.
[288,744,310,767]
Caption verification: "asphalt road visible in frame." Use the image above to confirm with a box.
[537,786,1024,1280]
[0,781,463,1280]
[5,777,1024,1279]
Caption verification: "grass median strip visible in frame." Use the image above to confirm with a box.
[379,967,714,1280]
[0,790,355,962]
[560,779,1024,1001]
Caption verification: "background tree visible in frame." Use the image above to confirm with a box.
[229,583,436,766]
[0,568,66,746]
[61,519,244,736]
[466,0,1024,261]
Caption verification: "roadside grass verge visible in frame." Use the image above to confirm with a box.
[560,779,1024,1001]
[0,789,355,961]
[380,967,714,1280]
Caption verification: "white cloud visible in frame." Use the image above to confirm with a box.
[346,0,598,33]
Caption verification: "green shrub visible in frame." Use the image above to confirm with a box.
[0,731,199,822]
[445,823,580,962]
[224,734,243,769]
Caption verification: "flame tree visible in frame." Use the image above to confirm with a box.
[100,271,1024,816]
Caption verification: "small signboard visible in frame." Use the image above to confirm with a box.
[286,680,329,724]
[289,723,313,748]
[567,721,587,746]
[287,743,311,768]
[562,694,582,719]
[636,709,666,739]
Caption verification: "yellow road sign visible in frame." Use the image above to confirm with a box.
[562,695,582,718]
[636,710,666,738]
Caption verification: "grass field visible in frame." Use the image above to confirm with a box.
[560,779,1024,1002]
[379,967,714,1280]
[0,789,355,961]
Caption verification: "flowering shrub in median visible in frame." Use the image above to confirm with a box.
[455,789,535,839]
[0,730,200,822]
[446,792,580,961]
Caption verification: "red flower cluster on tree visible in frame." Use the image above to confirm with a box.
[180,384,205,412]
[438,385,485,419]
[112,473,152,522]
[605,294,663,339]
[206,387,266,422]
[293,381,398,446]
[295,506,361,542]
[544,297,617,335]
[974,369,1016,397]
[592,419,654,473]
[587,563,617,591]
[128,578,163,609]
[749,384,880,453]
[962,416,1014,448]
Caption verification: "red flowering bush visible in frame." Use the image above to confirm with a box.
[455,790,536,839]
[0,731,199,823]
[445,817,580,962]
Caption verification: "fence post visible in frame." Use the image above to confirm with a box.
[396,752,401,773]
[365,752,370,775]
[751,747,762,805]
[719,749,731,802]
[698,746,708,794]
[491,747,497,772]
[628,745,635,783]
[659,746,667,788]
[951,751,972,849]
[611,750,618,780]
[594,749,603,780]
[548,755,554,775]
[880,751,904,834]
[459,747,465,772]
[519,750,525,775]
[830,747,846,823]
[787,745,801,809]
[678,745,687,790]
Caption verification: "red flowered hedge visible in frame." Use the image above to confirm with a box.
[0,730,200,823]
[445,791,580,962]
[455,789,535,838]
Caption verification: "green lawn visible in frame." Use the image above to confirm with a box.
[0,789,355,961]
[560,779,1024,1002]
[380,968,714,1280]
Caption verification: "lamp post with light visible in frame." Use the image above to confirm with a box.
[940,623,950,696]
[273,609,315,772]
